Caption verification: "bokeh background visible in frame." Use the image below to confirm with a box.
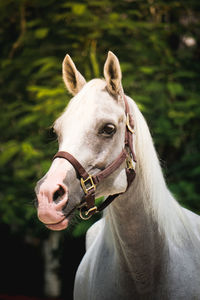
[0,0,200,299]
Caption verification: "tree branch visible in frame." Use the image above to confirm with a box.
[9,3,26,59]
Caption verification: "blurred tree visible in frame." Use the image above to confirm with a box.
[0,0,200,297]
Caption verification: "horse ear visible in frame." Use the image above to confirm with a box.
[104,51,123,96]
[62,54,86,96]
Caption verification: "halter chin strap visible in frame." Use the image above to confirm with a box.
[53,95,136,220]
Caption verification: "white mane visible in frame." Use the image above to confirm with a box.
[130,97,200,246]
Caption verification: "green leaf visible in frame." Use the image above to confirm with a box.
[0,141,20,166]
[139,66,155,74]
[167,82,184,96]
[72,4,86,15]
[35,28,49,39]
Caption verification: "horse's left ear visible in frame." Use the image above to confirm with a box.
[104,51,123,96]
[62,54,86,96]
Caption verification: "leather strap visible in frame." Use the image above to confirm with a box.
[53,151,89,180]
[54,149,127,183]
[53,149,128,210]
[124,95,137,162]
[93,149,127,184]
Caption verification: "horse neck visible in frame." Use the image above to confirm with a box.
[106,176,167,293]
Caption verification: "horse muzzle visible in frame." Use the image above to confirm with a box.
[36,179,70,231]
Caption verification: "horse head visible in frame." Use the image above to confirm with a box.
[35,52,135,230]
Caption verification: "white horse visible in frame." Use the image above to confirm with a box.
[35,51,200,299]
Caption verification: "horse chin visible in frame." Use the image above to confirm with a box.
[45,218,69,231]
[43,202,77,231]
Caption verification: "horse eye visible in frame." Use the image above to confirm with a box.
[100,124,116,136]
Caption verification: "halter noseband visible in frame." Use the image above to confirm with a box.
[53,95,136,220]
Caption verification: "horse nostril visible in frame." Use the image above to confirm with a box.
[53,185,65,203]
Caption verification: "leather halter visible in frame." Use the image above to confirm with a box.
[53,95,136,220]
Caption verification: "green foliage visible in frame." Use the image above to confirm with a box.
[0,0,200,238]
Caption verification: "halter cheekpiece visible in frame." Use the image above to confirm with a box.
[53,95,136,220]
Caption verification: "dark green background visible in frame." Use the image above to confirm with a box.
[0,0,199,298]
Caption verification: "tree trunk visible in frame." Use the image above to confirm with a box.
[43,232,61,298]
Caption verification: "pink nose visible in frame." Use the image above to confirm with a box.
[36,182,69,230]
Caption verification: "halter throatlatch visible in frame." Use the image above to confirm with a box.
[53,95,136,220]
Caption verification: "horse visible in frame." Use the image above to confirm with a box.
[35,51,200,299]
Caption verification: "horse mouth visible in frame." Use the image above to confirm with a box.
[45,217,69,231]
[43,205,76,231]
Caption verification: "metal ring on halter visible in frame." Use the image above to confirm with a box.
[79,206,98,220]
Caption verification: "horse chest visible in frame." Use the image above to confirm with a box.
[74,227,157,300]
[74,232,134,300]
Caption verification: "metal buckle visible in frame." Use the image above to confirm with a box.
[126,155,134,170]
[126,114,134,134]
[81,175,96,195]
[79,206,97,220]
